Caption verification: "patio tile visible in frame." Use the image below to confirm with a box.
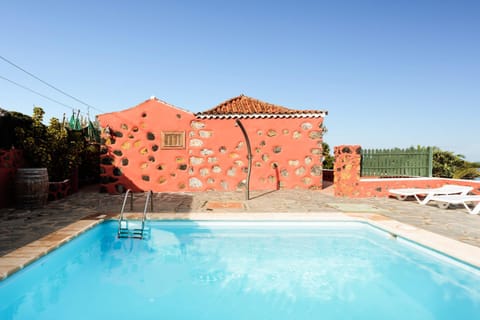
[326,203,388,213]
[1,185,480,259]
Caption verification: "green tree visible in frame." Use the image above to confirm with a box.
[320,123,334,170]
[46,117,83,181]
[322,142,334,169]
[432,147,480,179]
[453,167,480,180]
[15,107,51,169]
[15,106,84,181]
[78,142,100,185]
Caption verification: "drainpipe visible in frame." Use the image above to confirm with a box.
[235,119,252,200]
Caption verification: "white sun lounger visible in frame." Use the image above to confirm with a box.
[388,184,473,205]
[429,194,480,215]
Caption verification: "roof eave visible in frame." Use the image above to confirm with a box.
[195,112,327,119]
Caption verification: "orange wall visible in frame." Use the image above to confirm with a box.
[189,117,325,191]
[97,99,194,193]
[333,145,480,197]
[97,98,325,193]
[333,145,362,197]
[356,177,480,197]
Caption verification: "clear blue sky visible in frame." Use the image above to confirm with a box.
[1,0,479,161]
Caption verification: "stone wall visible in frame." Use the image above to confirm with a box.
[48,179,72,201]
[334,145,480,197]
[188,118,325,191]
[97,98,326,193]
[97,99,195,194]
[333,145,362,197]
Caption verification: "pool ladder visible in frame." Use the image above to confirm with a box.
[117,189,153,239]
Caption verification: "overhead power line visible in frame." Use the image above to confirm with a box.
[0,74,76,110]
[0,72,134,128]
[0,55,101,113]
[0,54,141,128]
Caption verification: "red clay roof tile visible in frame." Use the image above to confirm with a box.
[196,95,327,119]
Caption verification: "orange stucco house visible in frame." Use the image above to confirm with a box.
[97,95,328,193]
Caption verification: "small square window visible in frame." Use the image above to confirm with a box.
[161,131,185,149]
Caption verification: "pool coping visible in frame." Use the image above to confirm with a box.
[1,211,480,280]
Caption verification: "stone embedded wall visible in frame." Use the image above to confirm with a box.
[97,99,326,193]
[97,99,195,194]
[188,118,325,191]
[333,145,362,197]
[333,144,480,197]
[48,179,71,201]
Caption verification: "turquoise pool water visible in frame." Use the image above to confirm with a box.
[1,221,479,319]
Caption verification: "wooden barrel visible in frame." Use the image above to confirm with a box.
[15,168,49,209]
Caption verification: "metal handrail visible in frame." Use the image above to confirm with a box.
[118,190,153,239]
[141,190,154,231]
[118,189,133,232]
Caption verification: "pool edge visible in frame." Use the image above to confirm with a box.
[0,218,103,280]
[1,211,480,281]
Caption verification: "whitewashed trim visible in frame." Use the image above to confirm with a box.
[195,112,327,119]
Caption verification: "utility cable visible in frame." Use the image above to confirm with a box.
[0,55,101,113]
[0,55,142,129]
[0,74,76,110]
[0,73,135,130]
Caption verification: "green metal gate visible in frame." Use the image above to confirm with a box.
[361,147,433,177]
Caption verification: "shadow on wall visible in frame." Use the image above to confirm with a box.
[100,170,143,194]
[100,148,143,194]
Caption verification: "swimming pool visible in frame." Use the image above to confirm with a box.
[1,220,479,319]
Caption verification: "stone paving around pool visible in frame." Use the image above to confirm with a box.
[1,184,480,258]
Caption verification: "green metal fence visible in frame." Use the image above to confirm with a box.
[361,147,433,177]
